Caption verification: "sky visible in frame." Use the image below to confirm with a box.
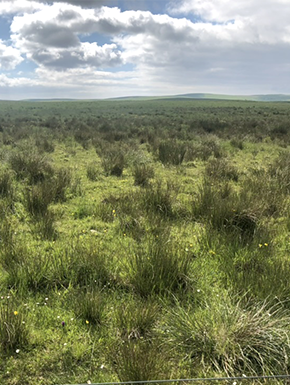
[0,0,290,100]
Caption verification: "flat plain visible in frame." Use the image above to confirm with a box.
[1,99,290,385]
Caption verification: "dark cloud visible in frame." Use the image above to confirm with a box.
[31,0,116,7]
[19,21,80,48]
[29,43,123,69]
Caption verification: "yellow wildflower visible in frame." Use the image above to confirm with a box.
[14,311,18,316]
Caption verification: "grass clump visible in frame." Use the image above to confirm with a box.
[71,288,106,326]
[51,241,111,289]
[112,339,167,382]
[158,140,186,165]
[128,233,191,298]
[205,158,239,182]
[133,163,154,187]
[166,296,290,376]
[0,168,15,198]
[115,298,159,341]
[140,180,177,219]
[0,296,29,353]
[99,144,126,177]
[9,147,54,184]
[86,162,99,181]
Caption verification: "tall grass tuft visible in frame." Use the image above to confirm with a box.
[133,163,155,187]
[51,241,111,289]
[129,233,191,298]
[166,296,290,376]
[0,168,14,198]
[112,339,166,382]
[205,158,239,182]
[140,180,177,219]
[0,296,29,353]
[86,162,99,181]
[71,288,106,326]
[158,140,187,165]
[115,298,159,341]
[9,147,54,184]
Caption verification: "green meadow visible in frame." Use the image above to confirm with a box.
[1,99,290,384]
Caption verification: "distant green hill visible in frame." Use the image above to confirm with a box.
[170,93,290,101]
[108,93,290,102]
[20,93,290,102]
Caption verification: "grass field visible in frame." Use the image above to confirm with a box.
[0,99,290,385]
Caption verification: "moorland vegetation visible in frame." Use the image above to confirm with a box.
[0,99,290,384]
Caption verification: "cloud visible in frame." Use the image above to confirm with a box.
[169,0,290,44]
[0,0,45,15]
[1,0,290,98]
[0,40,23,70]
[0,0,104,15]
[26,42,123,69]
[42,0,105,6]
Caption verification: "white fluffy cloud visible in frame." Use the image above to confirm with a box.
[0,40,23,70]
[170,0,290,44]
[0,0,44,15]
[1,0,290,98]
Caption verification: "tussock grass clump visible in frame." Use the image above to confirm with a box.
[0,234,51,293]
[0,296,29,353]
[96,193,139,222]
[24,168,71,217]
[205,158,239,182]
[112,339,167,382]
[51,242,111,289]
[71,288,106,326]
[133,163,154,187]
[192,179,267,243]
[115,298,159,341]
[166,297,290,376]
[269,150,290,194]
[86,162,99,181]
[0,168,14,198]
[9,147,54,184]
[98,144,126,177]
[52,167,72,202]
[34,210,58,240]
[241,169,286,217]
[140,180,177,219]
[158,140,187,165]
[24,184,53,217]
[129,233,191,297]
[35,137,55,153]
[230,138,244,150]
